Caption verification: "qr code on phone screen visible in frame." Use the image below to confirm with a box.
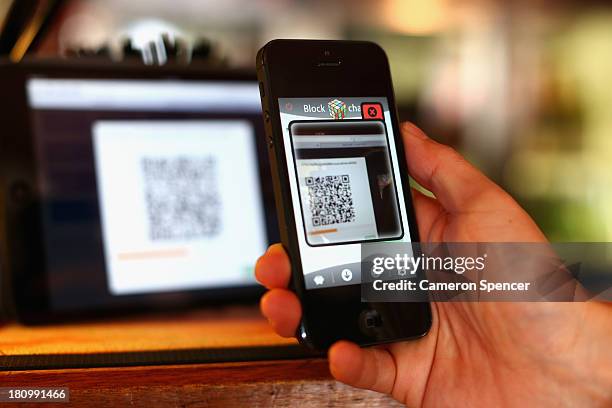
[306,175,355,227]
[141,156,221,240]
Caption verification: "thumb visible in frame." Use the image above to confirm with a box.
[328,320,439,407]
[328,341,398,395]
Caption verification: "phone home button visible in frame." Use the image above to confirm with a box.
[359,309,382,336]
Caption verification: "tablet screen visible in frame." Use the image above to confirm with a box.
[25,78,272,309]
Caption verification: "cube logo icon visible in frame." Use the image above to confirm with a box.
[328,99,347,120]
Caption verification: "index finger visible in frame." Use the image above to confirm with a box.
[401,122,502,213]
[255,244,292,289]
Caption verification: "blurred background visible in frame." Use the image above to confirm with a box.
[0,1,610,382]
[2,0,611,242]
[0,0,610,366]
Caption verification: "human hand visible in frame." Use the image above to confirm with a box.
[255,123,612,407]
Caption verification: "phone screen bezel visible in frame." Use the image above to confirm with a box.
[258,40,431,349]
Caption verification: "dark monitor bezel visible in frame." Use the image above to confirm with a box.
[0,59,273,324]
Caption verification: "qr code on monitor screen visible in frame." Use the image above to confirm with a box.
[306,175,355,227]
[142,156,221,241]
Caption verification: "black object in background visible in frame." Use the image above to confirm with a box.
[0,61,278,324]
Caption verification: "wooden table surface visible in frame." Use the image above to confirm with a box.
[0,307,401,407]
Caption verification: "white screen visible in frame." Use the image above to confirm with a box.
[278,97,412,289]
[93,120,267,295]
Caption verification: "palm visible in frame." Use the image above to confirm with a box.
[386,192,587,406]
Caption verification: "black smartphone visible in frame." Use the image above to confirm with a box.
[257,39,431,350]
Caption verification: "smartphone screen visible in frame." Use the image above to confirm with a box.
[278,97,413,289]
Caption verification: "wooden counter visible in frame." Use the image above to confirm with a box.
[0,307,401,407]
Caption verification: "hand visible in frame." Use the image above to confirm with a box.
[255,123,612,407]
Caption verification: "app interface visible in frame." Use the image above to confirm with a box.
[279,97,413,289]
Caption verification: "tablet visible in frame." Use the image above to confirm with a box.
[0,61,277,323]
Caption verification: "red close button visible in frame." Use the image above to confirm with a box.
[361,102,384,120]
